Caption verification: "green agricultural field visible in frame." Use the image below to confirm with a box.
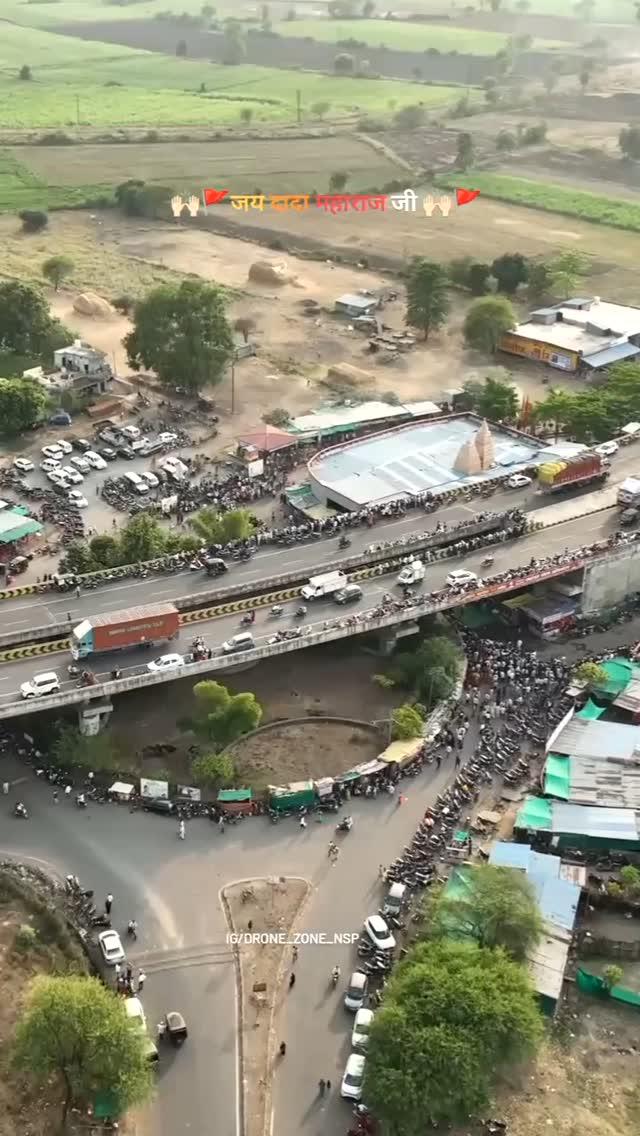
[0,22,457,129]
[435,171,640,233]
[273,17,564,53]
[2,0,229,26]
[0,135,402,210]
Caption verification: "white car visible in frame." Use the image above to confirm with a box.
[47,469,69,485]
[13,457,34,473]
[363,914,395,952]
[61,466,83,484]
[41,457,62,472]
[70,455,91,473]
[41,445,63,460]
[596,440,619,457]
[506,473,532,489]
[55,439,73,455]
[140,471,159,489]
[68,490,89,508]
[98,929,126,966]
[121,424,141,440]
[85,450,107,470]
[131,437,150,453]
[158,431,178,446]
[147,652,184,673]
[446,569,479,588]
[341,1053,366,1101]
[20,671,60,699]
[352,1008,374,1051]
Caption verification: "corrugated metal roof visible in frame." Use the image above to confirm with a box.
[614,676,640,715]
[553,801,640,841]
[489,842,531,870]
[527,929,572,1002]
[583,343,640,368]
[568,753,640,809]
[551,717,640,761]
[335,293,376,309]
[531,875,580,932]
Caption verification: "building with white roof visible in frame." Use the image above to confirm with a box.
[500,297,640,373]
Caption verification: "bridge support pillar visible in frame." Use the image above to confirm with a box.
[376,622,420,655]
[78,700,113,736]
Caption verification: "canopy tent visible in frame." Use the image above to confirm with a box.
[0,509,42,544]
[237,425,296,453]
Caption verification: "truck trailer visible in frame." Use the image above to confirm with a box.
[301,570,347,600]
[71,602,180,660]
[617,477,640,508]
[537,453,608,494]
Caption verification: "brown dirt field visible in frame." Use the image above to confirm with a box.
[231,721,381,791]
[224,878,310,1136]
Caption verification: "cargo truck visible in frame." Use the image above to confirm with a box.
[71,602,180,660]
[301,570,347,600]
[617,477,640,508]
[397,560,425,587]
[537,452,608,494]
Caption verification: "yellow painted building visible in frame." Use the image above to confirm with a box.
[499,331,579,373]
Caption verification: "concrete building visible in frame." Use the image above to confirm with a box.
[334,293,378,319]
[25,340,113,399]
[516,796,640,854]
[500,297,640,373]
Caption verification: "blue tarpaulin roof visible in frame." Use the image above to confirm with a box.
[583,343,640,368]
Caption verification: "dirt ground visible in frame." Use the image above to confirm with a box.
[110,644,396,786]
[224,878,310,1136]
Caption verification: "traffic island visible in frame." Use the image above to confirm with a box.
[223,877,311,1136]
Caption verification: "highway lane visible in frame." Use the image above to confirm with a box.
[0,500,490,635]
[0,506,621,703]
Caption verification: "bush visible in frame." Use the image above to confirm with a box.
[18,210,48,233]
[14,924,39,954]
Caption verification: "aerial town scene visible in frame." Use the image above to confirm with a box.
[2,0,640,1133]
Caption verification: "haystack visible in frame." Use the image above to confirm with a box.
[326,362,374,386]
[248,260,292,286]
[73,292,115,318]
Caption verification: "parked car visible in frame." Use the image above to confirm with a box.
[351,1008,374,1051]
[13,457,34,473]
[41,457,62,472]
[344,970,368,1012]
[55,439,73,455]
[85,450,107,470]
[445,569,479,588]
[158,432,178,446]
[47,469,69,485]
[99,447,117,462]
[61,466,83,485]
[121,424,141,440]
[595,440,619,457]
[42,445,63,460]
[142,797,175,816]
[49,411,72,427]
[68,490,89,509]
[147,653,184,673]
[341,1053,366,1101]
[70,455,91,473]
[506,473,532,489]
[20,671,60,699]
[98,929,126,966]
[141,439,165,457]
[98,428,122,447]
[131,437,150,453]
[71,436,92,453]
[334,584,363,605]
[363,914,395,952]
[140,471,160,489]
[116,443,136,460]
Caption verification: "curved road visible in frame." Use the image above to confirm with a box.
[0,505,621,705]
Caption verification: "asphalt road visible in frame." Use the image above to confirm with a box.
[0,506,622,704]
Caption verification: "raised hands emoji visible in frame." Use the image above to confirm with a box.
[437,194,452,217]
[423,193,436,217]
[170,195,185,218]
[186,195,200,217]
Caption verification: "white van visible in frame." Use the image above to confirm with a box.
[140,471,160,489]
[383,881,407,917]
[222,632,255,655]
[123,471,149,495]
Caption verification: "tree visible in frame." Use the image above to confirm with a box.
[176,38,188,56]
[464,375,518,421]
[496,128,516,151]
[425,864,543,960]
[363,940,543,1131]
[491,252,528,294]
[468,262,491,296]
[547,249,590,298]
[463,296,515,355]
[388,635,461,708]
[455,131,474,170]
[391,704,425,740]
[393,103,426,130]
[262,407,291,427]
[574,660,608,691]
[191,750,235,788]
[532,384,575,439]
[240,107,253,124]
[222,19,246,64]
[0,281,59,355]
[13,975,153,1130]
[334,52,355,74]
[52,724,120,772]
[188,506,255,545]
[19,64,32,80]
[619,123,640,160]
[201,2,216,16]
[527,258,552,301]
[59,538,97,576]
[119,514,168,564]
[311,100,331,119]
[405,258,450,341]
[483,77,499,105]
[42,256,74,292]
[233,315,255,342]
[329,170,348,192]
[0,378,48,438]
[125,279,234,393]
[188,680,262,749]
[603,963,623,991]
[18,209,48,233]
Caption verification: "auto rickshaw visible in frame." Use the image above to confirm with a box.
[159,1011,188,1047]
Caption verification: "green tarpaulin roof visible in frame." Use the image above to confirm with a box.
[597,658,634,696]
[217,788,252,802]
[517,797,553,830]
[577,699,606,720]
[0,509,42,544]
[544,754,571,799]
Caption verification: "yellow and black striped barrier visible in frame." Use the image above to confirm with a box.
[0,582,46,602]
[0,563,391,665]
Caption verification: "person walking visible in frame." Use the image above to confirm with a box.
[299,816,307,829]
[318,1079,326,1097]
[137,971,146,992]
[292,944,298,963]
[105,893,113,915]
[289,973,296,990]
[279,1041,286,1057]
[178,819,185,840]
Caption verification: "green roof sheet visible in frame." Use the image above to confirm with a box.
[544,754,571,800]
[517,796,553,830]
[577,699,605,720]
[0,511,42,543]
[217,788,252,802]
[597,658,634,696]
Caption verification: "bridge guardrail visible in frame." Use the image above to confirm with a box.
[0,535,631,720]
[0,512,520,649]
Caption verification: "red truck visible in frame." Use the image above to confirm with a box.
[537,452,608,494]
[70,602,180,660]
